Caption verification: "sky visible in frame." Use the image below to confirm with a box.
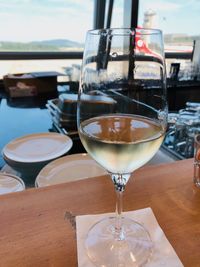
[138,0,200,36]
[0,0,199,43]
[0,0,93,43]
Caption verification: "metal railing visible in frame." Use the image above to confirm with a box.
[0,51,193,60]
[0,51,84,60]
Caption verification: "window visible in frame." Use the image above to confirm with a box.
[0,0,93,78]
[138,0,199,53]
[138,0,200,79]
[0,0,93,52]
[1,1,199,81]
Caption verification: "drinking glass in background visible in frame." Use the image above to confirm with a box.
[194,134,200,187]
[166,102,200,159]
[77,28,168,266]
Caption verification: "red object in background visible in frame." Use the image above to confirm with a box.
[134,27,192,54]
[134,27,161,58]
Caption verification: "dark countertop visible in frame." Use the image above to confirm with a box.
[0,89,85,187]
[0,96,53,168]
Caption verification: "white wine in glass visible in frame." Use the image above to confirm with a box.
[77,28,168,267]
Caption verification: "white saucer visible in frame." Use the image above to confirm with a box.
[2,132,73,164]
[35,153,107,187]
[0,172,25,195]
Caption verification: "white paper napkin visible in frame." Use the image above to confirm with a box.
[76,207,183,267]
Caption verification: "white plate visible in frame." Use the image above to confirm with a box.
[0,173,25,195]
[35,153,107,187]
[3,132,73,163]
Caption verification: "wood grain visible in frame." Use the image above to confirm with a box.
[0,159,199,267]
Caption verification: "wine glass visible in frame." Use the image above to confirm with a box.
[77,28,168,267]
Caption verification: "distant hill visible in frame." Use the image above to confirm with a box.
[30,39,83,48]
[164,34,200,44]
[0,39,84,51]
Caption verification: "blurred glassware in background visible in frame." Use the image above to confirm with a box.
[165,102,200,159]
[64,64,81,82]
[169,63,180,81]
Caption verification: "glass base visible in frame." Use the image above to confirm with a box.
[85,216,153,267]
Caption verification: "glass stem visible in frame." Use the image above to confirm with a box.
[115,189,124,240]
[112,174,128,241]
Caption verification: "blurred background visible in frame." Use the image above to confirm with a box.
[0,0,200,172]
[0,0,198,82]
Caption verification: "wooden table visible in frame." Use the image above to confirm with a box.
[0,159,199,267]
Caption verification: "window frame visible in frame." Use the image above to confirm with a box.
[0,0,193,61]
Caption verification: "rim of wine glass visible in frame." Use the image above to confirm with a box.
[87,27,162,36]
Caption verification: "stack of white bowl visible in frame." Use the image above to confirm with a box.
[46,93,117,133]
[2,132,73,186]
[46,95,77,132]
